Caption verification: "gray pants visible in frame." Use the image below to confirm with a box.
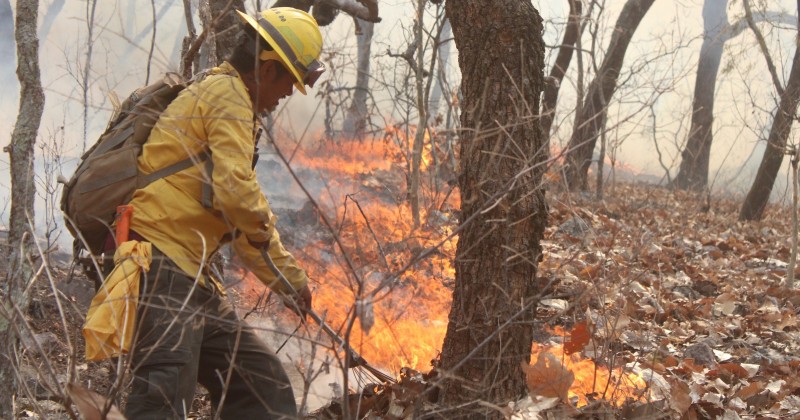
[124,249,297,419]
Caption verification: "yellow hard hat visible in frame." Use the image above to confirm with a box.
[236,7,325,95]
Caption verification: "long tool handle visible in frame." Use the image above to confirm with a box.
[259,248,396,384]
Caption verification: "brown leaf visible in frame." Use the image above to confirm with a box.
[678,358,705,373]
[523,351,575,402]
[66,383,125,420]
[734,381,764,400]
[667,378,691,415]
[564,322,591,355]
[663,355,679,368]
[707,363,750,382]
[578,263,601,279]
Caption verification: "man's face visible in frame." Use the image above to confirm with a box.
[253,60,295,114]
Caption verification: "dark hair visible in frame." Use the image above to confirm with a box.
[228,25,290,78]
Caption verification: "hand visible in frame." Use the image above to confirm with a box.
[282,285,312,321]
[248,216,277,250]
[248,236,270,251]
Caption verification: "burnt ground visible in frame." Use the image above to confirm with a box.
[7,181,800,419]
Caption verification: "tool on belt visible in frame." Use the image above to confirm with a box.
[259,248,396,384]
[115,205,134,245]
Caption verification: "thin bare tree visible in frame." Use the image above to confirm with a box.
[81,0,97,153]
[342,18,375,139]
[541,0,582,143]
[427,17,452,126]
[739,0,800,221]
[409,0,427,228]
[38,0,64,40]
[672,0,796,191]
[562,0,656,191]
[1,0,44,416]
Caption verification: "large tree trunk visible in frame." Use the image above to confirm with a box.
[437,1,546,417]
[2,0,44,416]
[739,15,800,220]
[671,0,729,191]
[541,0,582,142]
[562,0,656,191]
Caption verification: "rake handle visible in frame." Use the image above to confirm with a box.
[259,248,396,384]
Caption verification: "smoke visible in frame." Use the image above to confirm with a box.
[0,0,14,88]
[248,313,345,414]
[39,0,65,42]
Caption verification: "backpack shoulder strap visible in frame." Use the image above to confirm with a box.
[140,150,210,187]
[147,68,237,207]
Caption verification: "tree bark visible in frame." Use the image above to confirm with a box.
[437,1,546,417]
[2,0,44,416]
[562,0,656,191]
[739,7,800,221]
[197,0,243,69]
[213,0,243,59]
[541,0,581,142]
[672,0,730,191]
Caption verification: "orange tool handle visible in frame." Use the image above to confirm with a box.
[115,205,134,246]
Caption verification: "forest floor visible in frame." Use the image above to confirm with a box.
[7,181,800,419]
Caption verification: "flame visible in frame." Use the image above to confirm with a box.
[530,341,648,407]
[252,130,644,407]
[262,133,458,374]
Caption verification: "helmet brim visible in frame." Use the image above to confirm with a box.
[236,10,308,95]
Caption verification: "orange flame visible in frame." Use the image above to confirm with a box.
[254,130,644,406]
[265,134,457,373]
[529,338,648,407]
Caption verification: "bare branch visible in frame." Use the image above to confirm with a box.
[743,0,785,96]
[318,0,381,23]
[729,10,797,39]
[181,0,235,78]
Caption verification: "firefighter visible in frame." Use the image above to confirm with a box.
[119,8,324,419]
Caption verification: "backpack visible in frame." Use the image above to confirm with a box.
[60,72,208,256]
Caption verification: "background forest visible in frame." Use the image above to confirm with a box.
[3,0,800,418]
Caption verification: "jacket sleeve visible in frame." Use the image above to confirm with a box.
[198,76,307,293]
[198,76,274,244]
[233,228,309,293]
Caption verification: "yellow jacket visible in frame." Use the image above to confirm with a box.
[127,62,307,293]
[84,240,150,360]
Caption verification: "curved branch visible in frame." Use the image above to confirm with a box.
[318,0,381,23]
[181,0,235,78]
[743,0,785,96]
[728,10,797,40]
